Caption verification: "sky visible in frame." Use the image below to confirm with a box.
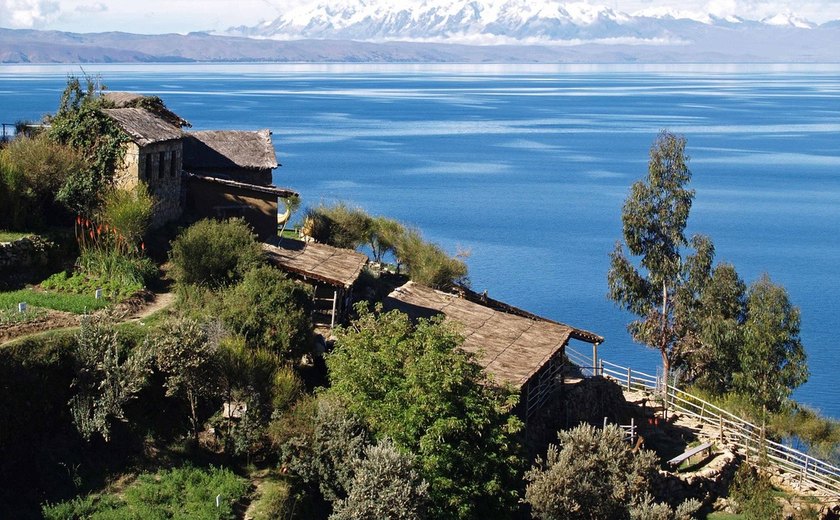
[2,0,840,33]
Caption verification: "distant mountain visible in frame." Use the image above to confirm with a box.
[226,0,834,45]
[1,2,839,65]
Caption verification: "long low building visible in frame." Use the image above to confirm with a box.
[385,281,603,419]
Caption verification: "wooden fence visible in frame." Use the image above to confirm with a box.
[565,346,840,499]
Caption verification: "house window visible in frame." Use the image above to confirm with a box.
[170,150,178,177]
[216,206,246,219]
[158,152,165,179]
[144,153,153,180]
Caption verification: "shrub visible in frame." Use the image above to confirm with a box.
[331,438,430,520]
[250,479,294,520]
[169,218,264,288]
[273,394,371,503]
[394,227,468,289]
[524,424,660,520]
[0,134,84,229]
[69,315,153,442]
[729,464,782,520]
[302,202,372,249]
[98,184,155,254]
[221,266,313,359]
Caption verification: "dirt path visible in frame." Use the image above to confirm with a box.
[125,292,175,321]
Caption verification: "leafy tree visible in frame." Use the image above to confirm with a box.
[524,424,660,520]
[678,262,747,393]
[221,266,313,359]
[729,463,783,520]
[734,275,808,416]
[169,218,264,288]
[609,131,714,382]
[69,315,152,442]
[325,305,522,519]
[331,438,430,520]
[153,318,220,442]
[0,134,85,229]
[48,75,130,215]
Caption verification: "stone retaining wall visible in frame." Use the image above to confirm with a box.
[0,235,54,272]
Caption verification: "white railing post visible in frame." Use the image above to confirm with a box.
[627,367,632,391]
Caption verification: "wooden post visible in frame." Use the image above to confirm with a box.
[330,289,338,329]
[719,415,724,444]
[700,402,706,421]
[626,367,632,391]
[799,458,809,487]
[630,418,635,444]
[592,342,599,377]
[599,359,604,377]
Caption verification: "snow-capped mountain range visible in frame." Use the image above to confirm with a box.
[227,0,833,44]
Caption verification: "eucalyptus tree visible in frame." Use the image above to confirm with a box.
[607,131,711,381]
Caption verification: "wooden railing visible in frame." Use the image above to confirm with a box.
[564,347,840,499]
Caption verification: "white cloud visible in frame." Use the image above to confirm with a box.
[0,0,59,28]
[74,2,106,13]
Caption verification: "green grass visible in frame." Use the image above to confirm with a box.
[706,513,743,519]
[0,306,49,326]
[249,478,293,520]
[41,465,249,520]
[0,288,109,314]
[0,230,33,242]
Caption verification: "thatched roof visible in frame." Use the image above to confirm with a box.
[385,281,603,390]
[183,130,278,171]
[185,172,297,198]
[263,241,368,289]
[101,91,190,127]
[101,108,182,146]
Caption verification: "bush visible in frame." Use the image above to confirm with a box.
[98,184,155,253]
[302,202,372,249]
[42,249,156,300]
[41,465,249,520]
[524,424,660,520]
[394,227,468,289]
[331,438,430,520]
[729,464,782,520]
[0,134,84,229]
[169,218,264,288]
[221,266,313,359]
[250,479,294,520]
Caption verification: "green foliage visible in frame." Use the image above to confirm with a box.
[0,287,109,314]
[0,134,84,229]
[98,184,155,254]
[729,464,783,520]
[69,315,153,442]
[734,275,808,415]
[41,465,249,520]
[42,248,156,300]
[394,226,469,289]
[220,266,313,359]
[325,304,522,519]
[302,203,468,289]
[608,131,701,378]
[48,76,130,215]
[0,230,33,241]
[524,424,660,520]
[274,394,371,503]
[678,262,747,394]
[303,202,372,249]
[250,479,294,520]
[331,438,430,520]
[169,218,264,288]
[153,317,220,440]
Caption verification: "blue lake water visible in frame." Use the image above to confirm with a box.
[2,63,838,419]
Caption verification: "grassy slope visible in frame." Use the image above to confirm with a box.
[0,288,109,314]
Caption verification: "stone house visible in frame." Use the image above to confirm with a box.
[101,93,295,237]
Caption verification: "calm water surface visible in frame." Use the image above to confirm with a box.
[2,63,838,418]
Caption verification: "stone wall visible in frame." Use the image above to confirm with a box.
[0,235,61,288]
[114,140,183,228]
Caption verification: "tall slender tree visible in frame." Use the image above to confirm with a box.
[608,130,702,381]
